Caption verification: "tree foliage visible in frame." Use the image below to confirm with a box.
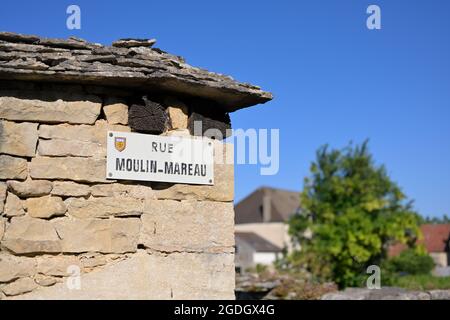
[288,141,422,288]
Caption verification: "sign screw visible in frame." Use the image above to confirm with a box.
[109,133,113,137]
[209,179,212,184]
[108,173,113,177]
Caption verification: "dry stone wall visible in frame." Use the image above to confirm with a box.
[0,80,235,299]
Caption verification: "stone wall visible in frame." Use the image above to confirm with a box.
[0,81,235,299]
[321,287,450,300]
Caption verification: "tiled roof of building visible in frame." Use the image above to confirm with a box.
[421,224,450,252]
[389,224,450,256]
[235,232,282,253]
[235,187,300,224]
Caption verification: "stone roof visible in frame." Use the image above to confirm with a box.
[0,32,272,112]
[235,232,282,253]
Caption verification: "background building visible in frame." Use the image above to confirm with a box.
[389,224,450,276]
[234,187,299,272]
[235,232,282,274]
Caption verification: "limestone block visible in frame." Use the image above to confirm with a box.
[212,139,234,166]
[34,275,58,287]
[165,97,188,129]
[1,277,37,296]
[0,155,28,180]
[430,290,450,300]
[66,197,143,219]
[0,182,6,213]
[90,183,154,199]
[4,192,25,217]
[0,218,5,240]
[37,256,81,277]
[7,179,53,197]
[0,94,101,124]
[140,200,234,253]
[0,254,37,283]
[0,121,38,157]
[38,120,130,158]
[29,157,110,183]
[53,218,140,254]
[163,129,191,137]
[80,254,108,269]
[104,98,128,125]
[397,292,431,300]
[12,251,235,300]
[25,195,67,219]
[153,141,234,202]
[1,216,61,254]
[38,120,125,141]
[154,164,233,202]
[51,181,90,197]
[38,139,100,158]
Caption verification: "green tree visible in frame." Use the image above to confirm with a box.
[288,141,422,288]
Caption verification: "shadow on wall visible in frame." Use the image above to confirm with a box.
[0,80,232,140]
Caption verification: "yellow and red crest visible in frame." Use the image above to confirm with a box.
[114,137,126,152]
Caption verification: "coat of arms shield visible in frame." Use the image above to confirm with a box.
[114,137,126,152]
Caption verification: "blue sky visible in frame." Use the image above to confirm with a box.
[1,0,449,218]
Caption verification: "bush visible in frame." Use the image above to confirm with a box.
[385,249,435,276]
[245,264,269,275]
[389,274,450,290]
[269,278,337,300]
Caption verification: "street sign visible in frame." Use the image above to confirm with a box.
[106,131,214,185]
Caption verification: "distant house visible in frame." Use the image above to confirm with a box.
[421,224,450,267]
[389,224,450,271]
[234,187,300,272]
[235,232,282,274]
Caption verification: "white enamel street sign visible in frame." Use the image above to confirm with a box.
[106,131,214,185]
